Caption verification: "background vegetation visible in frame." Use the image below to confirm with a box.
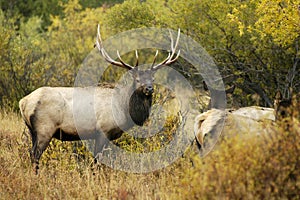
[0,0,299,109]
[0,0,299,199]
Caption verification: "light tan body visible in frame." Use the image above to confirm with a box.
[19,25,181,174]
[194,106,275,148]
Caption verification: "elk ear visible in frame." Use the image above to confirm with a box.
[275,90,282,101]
[288,87,293,98]
[274,90,282,109]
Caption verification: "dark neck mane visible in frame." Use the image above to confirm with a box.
[129,90,152,126]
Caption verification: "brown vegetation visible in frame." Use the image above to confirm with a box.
[0,109,299,199]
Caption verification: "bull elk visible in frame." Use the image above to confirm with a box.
[19,25,181,173]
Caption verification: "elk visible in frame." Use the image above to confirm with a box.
[194,90,300,150]
[194,106,276,150]
[19,25,181,173]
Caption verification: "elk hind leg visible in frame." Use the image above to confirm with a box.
[26,124,37,164]
[31,125,56,174]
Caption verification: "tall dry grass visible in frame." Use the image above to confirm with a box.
[0,109,299,199]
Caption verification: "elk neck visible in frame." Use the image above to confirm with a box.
[128,86,153,126]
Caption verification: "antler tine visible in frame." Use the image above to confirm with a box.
[96,24,133,70]
[152,52,172,69]
[151,50,159,69]
[170,29,174,51]
[166,28,181,63]
[96,25,117,65]
[116,51,134,70]
[152,29,181,70]
[135,50,139,68]
[173,28,181,52]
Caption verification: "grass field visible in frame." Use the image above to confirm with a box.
[0,109,299,199]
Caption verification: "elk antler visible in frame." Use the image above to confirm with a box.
[96,25,180,71]
[96,25,138,70]
[151,29,181,70]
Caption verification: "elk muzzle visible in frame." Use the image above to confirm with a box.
[144,85,154,96]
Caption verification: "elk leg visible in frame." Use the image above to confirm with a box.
[28,129,37,164]
[31,135,52,174]
[31,124,56,174]
[27,126,39,172]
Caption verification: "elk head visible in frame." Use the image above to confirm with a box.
[274,90,292,121]
[95,25,181,125]
[95,25,180,97]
